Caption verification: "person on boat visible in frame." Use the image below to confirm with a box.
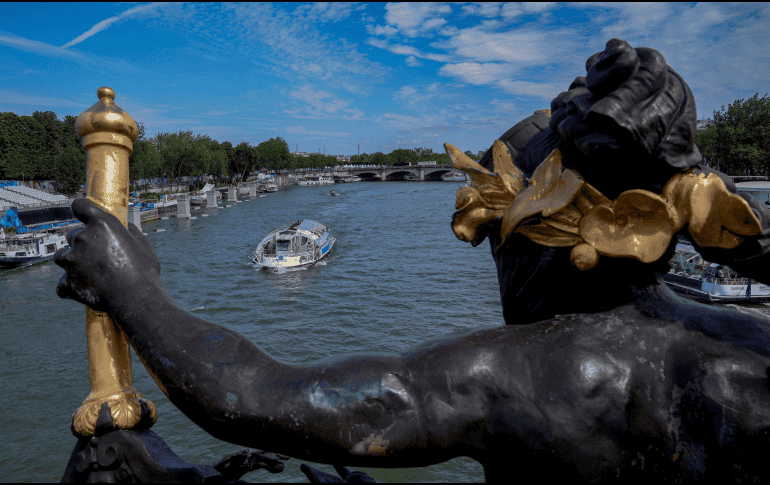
[55,39,770,481]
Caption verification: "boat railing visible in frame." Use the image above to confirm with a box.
[257,249,315,259]
[713,277,751,285]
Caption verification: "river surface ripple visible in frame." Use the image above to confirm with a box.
[2,181,769,483]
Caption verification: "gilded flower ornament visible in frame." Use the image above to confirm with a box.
[446,139,762,271]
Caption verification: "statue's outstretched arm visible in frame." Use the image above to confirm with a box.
[54,199,487,466]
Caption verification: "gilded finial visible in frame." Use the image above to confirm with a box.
[75,86,138,146]
[97,86,115,101]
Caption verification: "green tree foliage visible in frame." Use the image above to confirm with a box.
[0,112,27,179]
[389,148,418,165]
[256,137,291,175]
[0,107,465,194]
[54,145,86,195]
[230,141,256,183]
[696,93,770,176]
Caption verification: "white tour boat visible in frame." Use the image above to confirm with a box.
[663,240,770,302]
[298,175,334,186]
[252,219,336,268]
[0,231,69,269]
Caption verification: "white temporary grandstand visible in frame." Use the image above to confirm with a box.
[0,185,70,211]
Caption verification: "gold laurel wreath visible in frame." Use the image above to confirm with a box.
[446,140,762,271]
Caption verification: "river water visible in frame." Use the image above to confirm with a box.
[3,181,770,483]
[1,181,498,483]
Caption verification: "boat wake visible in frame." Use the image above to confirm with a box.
[190,306,248,313]
[725,304,770,319]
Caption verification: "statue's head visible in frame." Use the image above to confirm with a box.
[447,39,763,324]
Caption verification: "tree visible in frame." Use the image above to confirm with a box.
[389,148,418,165]
[0,112,27,179]
[257,137,291,174]
[156,131,201,192]
[705,93,770,176]
[130,139,161,193]
[694,125,718,170]
[54,145,86,195]
[371,151,388,166]
[31,111,63,179]
[230,141,256,183]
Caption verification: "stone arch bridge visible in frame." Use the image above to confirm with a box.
[343,165,464,181]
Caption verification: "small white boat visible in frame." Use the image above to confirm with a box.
[330,190,340,196]
[663,240,770,302]
[298,175,334,186]
[252,220,336,268]
[0,232,69,269]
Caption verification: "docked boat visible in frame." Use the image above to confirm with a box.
[0,232,69,269]
[339,176,360,183]
[252,219,336,268]
[298,175,334,186]
[190,184,221,205]
[265,183,278,193]
[663,240,770,302]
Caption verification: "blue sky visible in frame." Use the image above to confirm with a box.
[1,2,768,157]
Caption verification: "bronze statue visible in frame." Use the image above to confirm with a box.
[57,39,770,481]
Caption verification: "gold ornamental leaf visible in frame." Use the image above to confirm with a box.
[445,143,498,188]
[579,190,675,263]
[452,187,503,244]
[661,171,697,231]
[478,182,515,210]
[515,218,583,247]
[492,140,525,193]
[500,149,583,243]
[689,173,762,249]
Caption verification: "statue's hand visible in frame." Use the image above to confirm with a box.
[54,198,161,312]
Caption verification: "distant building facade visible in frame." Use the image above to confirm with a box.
[412,147,433,157]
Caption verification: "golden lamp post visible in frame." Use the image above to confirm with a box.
[72,87,156,436]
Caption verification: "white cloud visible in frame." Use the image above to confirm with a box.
[0,31,87,60]
[462,3,502,18]
[367,24,399,36]
[434,27,553,63]
[491,98,516,112]
[62,2,168,48]
[294,3,356,23]
[200,110,238,117]
[394,86,418,99]
[0,89,83,108]
[286,85,364,120]
[381,2,453,38]
[496,80,559,100]
[439,62,511,85]
[501,2,557,19]
[367,38,452,62]
[224,3,389,92]
[405,56,422,67]
[286,126,351,137]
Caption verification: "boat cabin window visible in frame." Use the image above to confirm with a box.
[276,240,292,251]
[300,237,308,245]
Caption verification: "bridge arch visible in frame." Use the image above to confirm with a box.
[385,169,418,181]
[423,169,452,181]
